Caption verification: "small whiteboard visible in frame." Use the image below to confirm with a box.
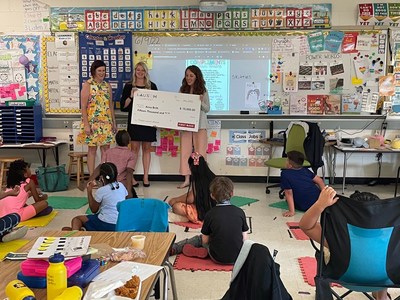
[131,89,201,132]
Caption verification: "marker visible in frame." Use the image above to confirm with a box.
[273,216,277,220]
[287,229,293,238]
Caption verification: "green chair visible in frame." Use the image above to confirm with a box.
[265,122,311,195]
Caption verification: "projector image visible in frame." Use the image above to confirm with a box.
[199,0,228,12]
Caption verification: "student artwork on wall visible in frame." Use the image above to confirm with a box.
[79,32,132,108]
[154,129,180,157]
[0,35,40,105]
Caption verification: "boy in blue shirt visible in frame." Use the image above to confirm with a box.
[281,150,325,217]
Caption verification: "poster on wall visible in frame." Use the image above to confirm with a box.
[42,35,80,113]
[358,3,400,27]
[23,0,50,32]
[0,36,40,105]
[79,32,133,108]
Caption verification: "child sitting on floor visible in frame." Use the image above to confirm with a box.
[85,130,137,199]
[171,177,249,264]
[63,162,127,231]
[0,159,52,221]
[280,150,325,217]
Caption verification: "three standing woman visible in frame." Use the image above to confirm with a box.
[78,60,117,176]
[120,62,158,187]
[178,65,210,189]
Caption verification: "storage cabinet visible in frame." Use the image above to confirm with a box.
[0,105,43,143]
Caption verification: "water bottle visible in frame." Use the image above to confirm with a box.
[53,286,83,300]
[5,280,36,300]
[47,253,67,300]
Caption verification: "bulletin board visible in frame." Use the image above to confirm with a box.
[132,30,388,115]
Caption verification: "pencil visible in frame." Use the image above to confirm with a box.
[63,230,78,237]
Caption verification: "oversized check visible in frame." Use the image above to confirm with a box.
[131,89,201,132]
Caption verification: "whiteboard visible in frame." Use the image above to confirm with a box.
[133,30,387,114]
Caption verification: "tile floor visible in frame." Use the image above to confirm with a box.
[24,181,400,300]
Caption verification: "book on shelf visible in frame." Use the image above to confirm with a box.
[324,95,341,115]
[307,95,325,115]
[341,93,361,114]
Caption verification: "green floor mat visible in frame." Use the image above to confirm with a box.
[268,200,302,212]
[231,196,259,207]
[85,207,92,215]
[47,196,88,209]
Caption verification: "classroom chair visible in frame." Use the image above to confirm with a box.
[116,198,178,300]
[221,240,292,300]
[264,122,310,196]
[314,194,400,300]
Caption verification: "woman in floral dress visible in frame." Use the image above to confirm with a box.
[78,60,117,175]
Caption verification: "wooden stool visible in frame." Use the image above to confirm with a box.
[0,157,24,188]
[68,152,88,187]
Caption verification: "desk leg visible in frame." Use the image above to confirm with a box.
[161,267,168,300]
[55,146,60,166]
[342,152,347,194]
[42,148,46,167]
[163,260,178,300]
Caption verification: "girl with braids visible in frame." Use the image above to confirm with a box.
[63,162,127,231]
[0,159,52,221]
[178,65,210,189]
[168,152,216,223]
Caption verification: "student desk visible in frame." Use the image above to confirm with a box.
[0,142,67,167]
[333,145,400,194]
[0,230,177,300]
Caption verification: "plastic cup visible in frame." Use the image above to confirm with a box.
[131,235,146,250]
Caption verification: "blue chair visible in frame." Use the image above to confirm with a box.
[116,198,170,232]
[116,198,177,299]
[315,194,400,300]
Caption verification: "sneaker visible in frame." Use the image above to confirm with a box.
[2,226,28,242]
[182,244,208,259]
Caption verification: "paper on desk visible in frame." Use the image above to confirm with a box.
[93,261,163,283]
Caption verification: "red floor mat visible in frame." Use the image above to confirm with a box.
[298,256,340,287]
[173,254,233,272]
[287,222,309,240]
[173,221,202,229]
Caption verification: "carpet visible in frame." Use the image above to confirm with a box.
[268,201,302,212]
[231,196,259,207]
[298,257,341,287]
[85,207,92,215]
[17,210,58,227]
[173,222,202,230]
[0,239,29,260]
[287,222,309,240]
[173,254,233,272]
[47,196,88,209]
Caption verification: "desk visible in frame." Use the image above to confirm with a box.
[0,230,176,300]
[333,145,400,194]
[0,142,67,167]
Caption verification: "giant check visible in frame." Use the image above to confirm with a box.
[131,89,201,132]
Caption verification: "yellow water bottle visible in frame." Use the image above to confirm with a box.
[53,286,83,300]
[46,253,67,300]
[5,280,36,300]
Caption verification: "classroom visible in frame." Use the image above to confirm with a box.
[1,0,400,299]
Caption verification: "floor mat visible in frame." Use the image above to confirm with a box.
[268,201,302,212]
[173,222,202,229]
[230,196,259,207]
[0,239,29,260]
[47,196,88,209]
[173,254,233,271]
[298,257,341,287]
[287,222,309,240]
[17,210,58,227]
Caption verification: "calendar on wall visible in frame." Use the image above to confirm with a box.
[78,32,133,108]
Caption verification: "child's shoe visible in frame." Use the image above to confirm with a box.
[2,226,28,242]
[182,244,208,258]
